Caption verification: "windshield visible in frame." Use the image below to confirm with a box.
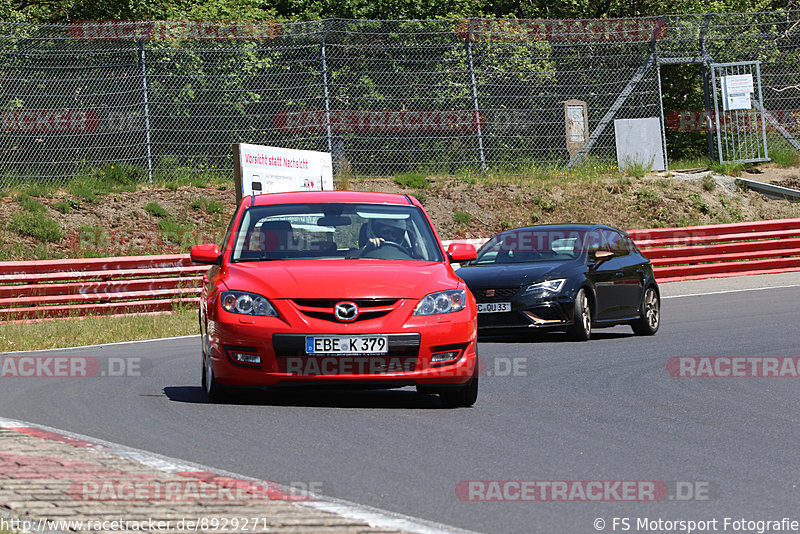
[230,202,444,262]
[473,228,589,265]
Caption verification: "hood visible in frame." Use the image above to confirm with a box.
[457,260,580,288]
[221,259,461,299]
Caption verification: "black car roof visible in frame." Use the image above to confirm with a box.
[495,223,616,234]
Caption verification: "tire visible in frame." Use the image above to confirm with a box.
[202,351,228,403]
[631,285,660,336]
[567,288,592,341]
[439,364,479,408]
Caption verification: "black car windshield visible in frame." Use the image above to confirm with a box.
[473,228,589,265]
[230,202,444,262]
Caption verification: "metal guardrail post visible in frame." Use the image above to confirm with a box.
[466,20,487,173]
[137,41,153,183]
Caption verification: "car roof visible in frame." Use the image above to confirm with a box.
[497,223,612,234]
[247,190,415,207]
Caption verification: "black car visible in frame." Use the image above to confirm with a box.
[456,224,660,340]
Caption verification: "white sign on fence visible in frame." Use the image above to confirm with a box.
[233,143,334,203]
[613,117,665,172]
[721,74,754,111]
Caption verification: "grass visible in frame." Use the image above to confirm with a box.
[670,156,711,170]
[453,210,472,226]
[769,148,800,167]
[394,172,428,189]
[702,176,716,191]
[10,211,63,242]
[711,161,744,177]
[531,194,556,212]
[145,201,169,218]
[190,197,224,214]
[622,159,651,179]
[688,192,710,214]
[0,309,197,352]
[17,194,46,213]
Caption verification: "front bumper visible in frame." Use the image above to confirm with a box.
[207,313,477,387]
[476,297,575,331]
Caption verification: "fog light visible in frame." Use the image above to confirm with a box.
[430,350,462,365]
[231,352,261,364]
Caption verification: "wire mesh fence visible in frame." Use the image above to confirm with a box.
[2,13,800,187]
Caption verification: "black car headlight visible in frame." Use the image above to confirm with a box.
[521,279,566,298]
[221,291,278,317]
[413,289,466,316]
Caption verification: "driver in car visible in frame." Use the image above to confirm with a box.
[367,218,408,249]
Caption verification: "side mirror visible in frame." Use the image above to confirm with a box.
[190,244,222,265]
[588,249,614,270]
[594,250,614,262]
[447,242,477,263]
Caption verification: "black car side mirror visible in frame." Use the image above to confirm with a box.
[588,249,614,270]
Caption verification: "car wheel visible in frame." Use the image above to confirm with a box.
[203,353,228,403]
[567,288,591,341]
[439,365,479,408]
[631,286,660,336]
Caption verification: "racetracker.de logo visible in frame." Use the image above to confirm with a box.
[68,20,282,41]
[69,479,318,502]
[667,356,800,378]
[456,480,667,502]
[1,356,141,378]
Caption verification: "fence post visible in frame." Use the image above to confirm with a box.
[655,16,669,171]
[466,20,487,172]
[700,14,716,161]
[137,41,153,183]
[320,20,334,169]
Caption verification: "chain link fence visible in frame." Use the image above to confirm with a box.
[2,13,800,187]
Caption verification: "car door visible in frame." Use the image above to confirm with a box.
[600,229,644,319]
[584,229,618,321]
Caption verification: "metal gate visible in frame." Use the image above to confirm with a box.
[710,61,769,164]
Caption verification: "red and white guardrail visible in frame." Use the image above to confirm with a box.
[2,219,800,322]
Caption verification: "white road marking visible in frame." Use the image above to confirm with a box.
[663,284,800,299]
[1,334,198,355]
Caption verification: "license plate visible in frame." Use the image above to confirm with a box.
[476,302,511,314]
[305,335,388,355]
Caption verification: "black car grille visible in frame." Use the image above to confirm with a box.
[478,312,531,328]
[473,287,521,303]
[291,298,400,323]
[527,307,563,321]
[292,298,398,308]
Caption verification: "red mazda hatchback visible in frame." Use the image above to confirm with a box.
[190,191,479,406]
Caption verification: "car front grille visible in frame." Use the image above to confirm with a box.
[473,287,521,303]
[291,298,400,323]
[478,311,531,328]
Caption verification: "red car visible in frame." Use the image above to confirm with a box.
[190,191,479,406]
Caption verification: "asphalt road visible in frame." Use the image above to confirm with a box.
[3,275,800,533]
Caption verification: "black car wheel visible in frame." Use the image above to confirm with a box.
[439,364,479,408]
[203,353,229,403]
[631,286,660,335]
[567,288,591,341]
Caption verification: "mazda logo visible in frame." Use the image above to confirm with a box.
[334,301,359,322]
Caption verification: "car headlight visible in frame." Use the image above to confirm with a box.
[413,289,466,316]
[521,279,566,298]
[220,291,278,316]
